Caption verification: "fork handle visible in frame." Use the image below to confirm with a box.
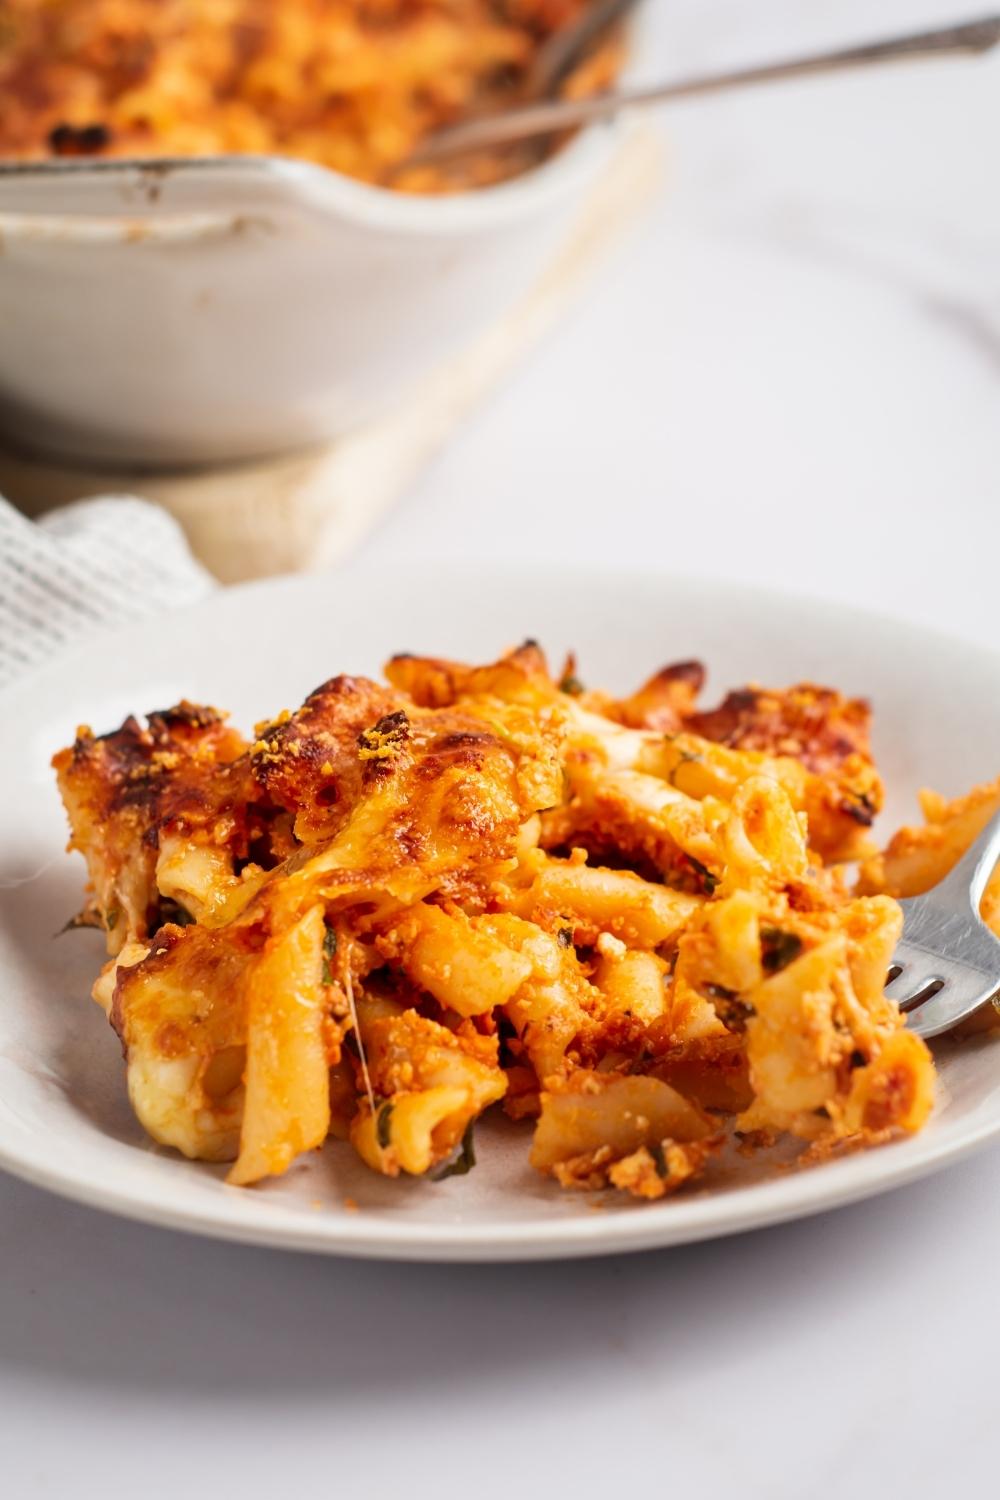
[931,806,1000,910]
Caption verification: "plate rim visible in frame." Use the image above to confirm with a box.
[1,1064,999,1261]
[6,560,1000,720]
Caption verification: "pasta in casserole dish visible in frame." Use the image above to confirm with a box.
[0,0,623,191]
[54,642,998,1202]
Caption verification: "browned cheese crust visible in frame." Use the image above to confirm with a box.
[53,642,944,1197]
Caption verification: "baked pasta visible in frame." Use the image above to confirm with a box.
[57,640,981,1204]
[0,0,623,192]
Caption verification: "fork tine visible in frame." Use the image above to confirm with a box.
[890,980,945,1010]
[884,811,1000,1036]
[906,979,1000,1038]
[884,962,937,1007]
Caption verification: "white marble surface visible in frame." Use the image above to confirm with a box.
[3,1,999,1495]
[370,0,1000,641]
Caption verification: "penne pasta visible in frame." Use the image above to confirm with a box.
[53,640,978,1205]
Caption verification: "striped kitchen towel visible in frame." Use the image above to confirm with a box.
[0,494,214,692]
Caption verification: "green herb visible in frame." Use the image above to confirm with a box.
[322,923,338,984]
[557,926,574,948]
[105,907,120,933]
[649,1140,668,1179]
[686,857,718,894]
[558,674,585,697]
[159,900,194,924]
[710,990,755,1024]
[376,1100,394,1150]
[760,926,803,975]
[433,1121,476,1181]
[54,912,102,938]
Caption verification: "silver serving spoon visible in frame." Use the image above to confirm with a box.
[525,0,643,101]
[404,14,1000,169]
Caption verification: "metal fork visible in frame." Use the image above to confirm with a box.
[887,809,1000,1038]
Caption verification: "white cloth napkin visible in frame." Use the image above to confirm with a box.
[0,493,214,692]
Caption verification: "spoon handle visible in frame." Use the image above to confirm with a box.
[526,0,643,100]
[407,15,1000,166]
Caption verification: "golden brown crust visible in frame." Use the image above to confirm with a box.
[249,675,406,844]
[585,659,706,733]
[52,702,248,948]
[686,682,882,829]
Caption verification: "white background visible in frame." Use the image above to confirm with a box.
[3,1,999,1495]
[373,0,1000,642]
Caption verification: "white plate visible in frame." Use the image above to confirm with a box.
[2,566,999,1261]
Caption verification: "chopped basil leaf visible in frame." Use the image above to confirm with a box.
[686,857,718,894]
[54,912,102,937]
[649,1140,668,1179]
[433,1121,476,1180]
[557,926,574,948]
[105,907,119,932]
[559,674,585,697]
[322,923,338,984]
[760,926,803,975]
[376,1099,394,1150]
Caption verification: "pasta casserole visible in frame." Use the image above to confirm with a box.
[54,641,996,1203]
[0,0,623,191]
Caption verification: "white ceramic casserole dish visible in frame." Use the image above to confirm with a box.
[0,123,619,468]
